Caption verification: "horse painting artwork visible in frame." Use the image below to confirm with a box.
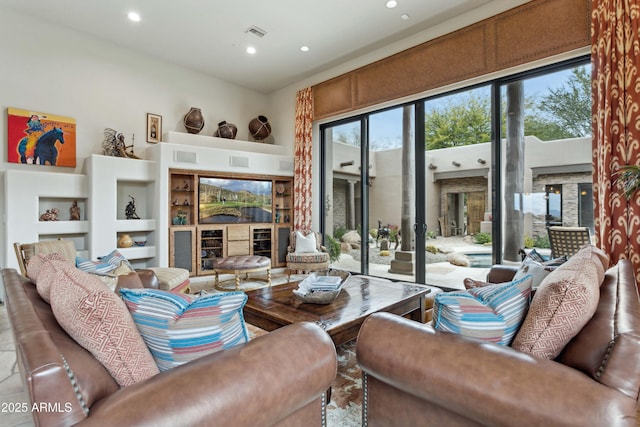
[32,128,65,165]
[7,108,76,167]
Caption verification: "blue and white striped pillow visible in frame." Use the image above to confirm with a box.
[98,249,134,270]
[433,275,533,346]
[75,257,115,275]
[76,249,134,275]
[120,289,249,371]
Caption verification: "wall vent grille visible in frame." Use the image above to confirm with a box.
[174,150,197,164]
[230,156,249,168]
[279,160,294,172]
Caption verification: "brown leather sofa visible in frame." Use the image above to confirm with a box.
[3,268,337,427]
[356,260,640,426]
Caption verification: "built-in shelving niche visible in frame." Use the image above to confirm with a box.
[115,180,156,263]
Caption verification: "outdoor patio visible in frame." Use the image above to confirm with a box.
[331,235,498,290]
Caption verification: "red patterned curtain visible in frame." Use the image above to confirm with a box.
[294,87,314,230]
[592,0,640,276]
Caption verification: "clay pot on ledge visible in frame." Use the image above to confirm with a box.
[118,234,134,248]
[248,115,272,141]
[214,121,238,139]
[184,107,205,134]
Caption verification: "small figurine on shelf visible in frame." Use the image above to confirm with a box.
[178,209,188,225]
[39,208,59,221]
[102,128,141,159]
[284,214,290,223]
[69,200,81,221]
[125,195,140,219]
[183,180,190,190]
[172,199,179,206]
[183,198,189,206]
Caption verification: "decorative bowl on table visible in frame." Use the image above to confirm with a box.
[293,269,351,304]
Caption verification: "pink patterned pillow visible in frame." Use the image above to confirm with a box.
[569,244,609,284]
[33,258,75,303]
[26,252,69,281]
[511,254,601,359]
[49,266,159,386]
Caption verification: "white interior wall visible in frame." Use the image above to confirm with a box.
[0,6,276,270]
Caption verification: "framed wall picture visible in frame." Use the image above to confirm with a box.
[7,107,76,167]
[146,113,162,143]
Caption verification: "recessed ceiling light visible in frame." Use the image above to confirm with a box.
[246,46,257,54]
[386,1,398,8]
[300,46,310,52]
[127,12,141,22]
[401,13,410,20]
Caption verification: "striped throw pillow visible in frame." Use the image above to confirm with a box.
[98,249,134,270]
[120,289,249,371]
[76,249,134,275]
[75,256,114,275]
[433,275,533,346]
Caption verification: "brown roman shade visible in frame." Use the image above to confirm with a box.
[313,0,590,120]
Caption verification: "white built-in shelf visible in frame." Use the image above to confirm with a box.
[115,219,156,232]
[37,220,90,235]
[118,246,156,260]
[165,131,288,156]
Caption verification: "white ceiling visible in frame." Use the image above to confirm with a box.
[2,0,528,94]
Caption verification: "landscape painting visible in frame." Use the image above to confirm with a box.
[199,177,272,223]
[7,108,76,167]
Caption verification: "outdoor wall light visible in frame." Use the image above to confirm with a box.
[340,160,355,167]
[452,161,461,167]
[477,158,486,164]
[428,163,437,170]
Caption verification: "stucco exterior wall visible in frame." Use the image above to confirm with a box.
[330,135,592,240]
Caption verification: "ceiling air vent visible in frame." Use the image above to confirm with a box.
[245,25,267,38]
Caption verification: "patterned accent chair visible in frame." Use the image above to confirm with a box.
[286,230,330,281]
[547,226,592,258]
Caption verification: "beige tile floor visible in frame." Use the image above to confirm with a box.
[0,304,34,427]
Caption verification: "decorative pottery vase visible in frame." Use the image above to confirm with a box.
[214,121,237,139]
[183,107,205,134]
[248,115,272,140]
[118,234,133,248]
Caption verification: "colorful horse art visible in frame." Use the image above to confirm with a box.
[18,127,65,165]
[7,108,76,168]
[33,128,65,165]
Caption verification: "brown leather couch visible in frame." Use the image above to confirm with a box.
[356,260,640,426]
[3,268,337,427]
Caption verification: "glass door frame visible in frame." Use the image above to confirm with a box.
[320,54,590,283]
[320,102,427,280]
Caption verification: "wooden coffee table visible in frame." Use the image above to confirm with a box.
[243,275,431,346]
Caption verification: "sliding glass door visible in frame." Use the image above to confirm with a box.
[498,63,593,264]
[322,119,365,274]
[423,85,493,286]
[320,57,591,287]
[368,106,418,277]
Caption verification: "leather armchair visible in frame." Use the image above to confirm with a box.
[3,268,337,426]
[356,260,640,426]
